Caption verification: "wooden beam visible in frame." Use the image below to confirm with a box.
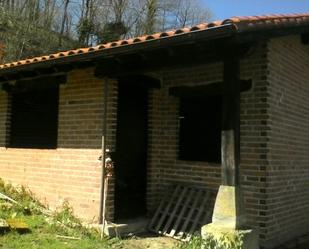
[221,49,241,187]
[0,63,77,84]
[54,63,75,72]
[74,60,95,69]
[169,80,251,97]
[20,70,38,78]
[2,74,67,92]
[301,33,309,45]
[118,74,161,89]
[35,67,58,75]
[0,66,72,83]
[94,47,220,78]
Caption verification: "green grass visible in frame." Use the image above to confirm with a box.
[0,214,122,249]
[0,179,123,249]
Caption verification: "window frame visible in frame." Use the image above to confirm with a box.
[178,94,222,163]
[8,85,60,149]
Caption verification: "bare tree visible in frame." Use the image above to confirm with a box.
[124,0,212,36]
[0,0,212,62]
[59,0,70,46]
[144,0,157,34]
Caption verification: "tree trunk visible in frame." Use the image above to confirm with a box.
[59,0,70,46]
[144,0,157,34]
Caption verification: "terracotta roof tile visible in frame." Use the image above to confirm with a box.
[1,13,309,70]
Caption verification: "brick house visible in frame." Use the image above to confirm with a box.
[0,13,309,248]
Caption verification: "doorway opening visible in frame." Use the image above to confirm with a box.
[114,77,149,222]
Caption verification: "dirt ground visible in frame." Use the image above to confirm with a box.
[118,234,180,249]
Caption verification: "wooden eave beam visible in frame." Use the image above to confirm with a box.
[118,74,161,89]
[1,73,67,92]
[169,80,252,97]
[0,59,91,84]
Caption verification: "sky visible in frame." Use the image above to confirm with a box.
[203,0,309,20]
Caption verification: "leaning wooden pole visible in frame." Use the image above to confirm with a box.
[100,151,113,239]
[101,176,109,239]
[99,77,109,229]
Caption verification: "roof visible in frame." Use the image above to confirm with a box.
[1,13,309,71]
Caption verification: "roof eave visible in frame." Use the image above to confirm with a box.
[0,24,237,76]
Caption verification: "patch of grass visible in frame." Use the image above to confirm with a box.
[0,179,123,249]
[176,234,244,249]
[177,236,204,249]
[0,179,43,219]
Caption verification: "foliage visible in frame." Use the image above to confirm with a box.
[77,17,96,45]
[177,236,205,249]
[0,178,122,249]
[177,234,244,249]
[0,178,44,218]
[47,201,96,238]
[0,0,212,63]
[0,6,80,64]
[98,22,129,44]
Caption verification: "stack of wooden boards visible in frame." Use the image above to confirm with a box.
[148,185,213,241]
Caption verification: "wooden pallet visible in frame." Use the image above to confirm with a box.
[148,185,213,241]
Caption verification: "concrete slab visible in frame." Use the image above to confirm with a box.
[104,218,149,237]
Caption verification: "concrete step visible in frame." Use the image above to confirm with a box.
[104,218,149,237]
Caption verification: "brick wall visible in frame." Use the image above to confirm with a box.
[0,68,117,221]
[263,35,309,248]
[2,37,306,249]
[147,42,269,246]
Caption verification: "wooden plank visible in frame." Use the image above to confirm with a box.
[6,218,29,233]
[149,185,213,241]
[169,187,195,237]
[148,190,170,230]
[186,191,211,241]
[155,185,181,232]
[0,192,18,204]
[177,189,203,239]
[162,186,188,235]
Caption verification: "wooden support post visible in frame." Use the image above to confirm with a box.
[202,48,258,248]
[221,51,240,186]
